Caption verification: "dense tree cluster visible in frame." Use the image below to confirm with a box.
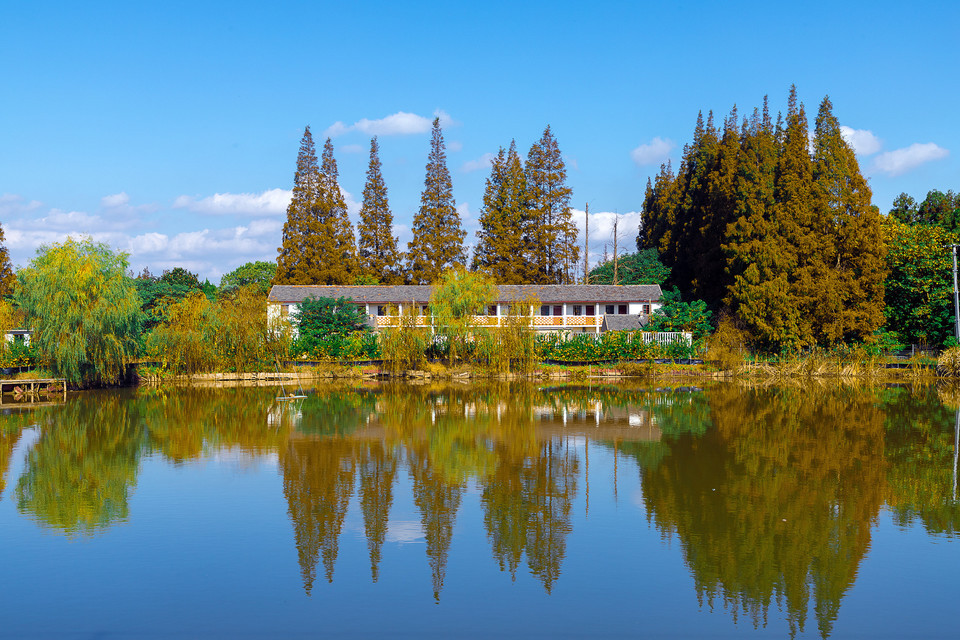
[473,127,579,284]
[640,87,887,351]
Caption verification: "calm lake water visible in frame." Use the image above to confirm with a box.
[0,381,958,638]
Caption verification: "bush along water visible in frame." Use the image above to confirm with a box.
[536,330,696,363]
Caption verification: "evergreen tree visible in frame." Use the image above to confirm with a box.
[0,223,15,296]
[810,95,887,344]
[473,141,532,284]
[275,126,323,284]
[275,128,358,285]
[406,118,466,284]
[526,126,578,283]
[889,192,920,224]
[357,137,403,284]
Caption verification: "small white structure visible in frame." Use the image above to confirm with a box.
[267,284,663,334]
[3,329,31,346]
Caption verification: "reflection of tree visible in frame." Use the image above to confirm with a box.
[280,437,356,594]
[15,395,145,535]
[0,424,23,500]
[638,385,886,639]
[409,443,464,601]
[140,386,286,462]
[358,440,398,582]
[882,387,960,535]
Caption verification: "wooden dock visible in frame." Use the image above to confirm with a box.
[0,378,67,404]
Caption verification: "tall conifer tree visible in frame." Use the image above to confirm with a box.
[406,118,466,284]
[358,137,403,284]
[473,141,532,284]
[0,223,15,296]
[525,126,578,283]
[810,96,886,343]
[275,128,358,285]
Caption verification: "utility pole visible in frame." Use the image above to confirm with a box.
[612,213,620,285]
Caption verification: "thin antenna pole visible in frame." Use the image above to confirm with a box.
[583,203,589,284]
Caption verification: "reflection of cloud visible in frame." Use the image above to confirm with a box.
[631,137,674,166]
[173,189,291,216]
[872,143,949,176]
[839,126,882,156]
[386,520,425,544]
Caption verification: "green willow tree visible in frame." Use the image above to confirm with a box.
[406,117,466,284]
[357,137,403,284]
[526,125,578,283]
[275,127,358,285]
[473,141,533,284]
[15,238,141,385]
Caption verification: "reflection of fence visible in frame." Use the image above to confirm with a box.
[375,314,605,329]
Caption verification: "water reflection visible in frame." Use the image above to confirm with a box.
[1,381,958,636]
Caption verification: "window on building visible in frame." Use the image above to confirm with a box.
[487,304,498,316]
[553,305,563,316]
[540,304,551,316]
[585,305,595,316]
[281,304,290,317]
[377,305,387,316]
[421,304,430,316]
[573,305,583,316]
[618,304,628,315]
[642,304,651,314]
[605,304,615,315]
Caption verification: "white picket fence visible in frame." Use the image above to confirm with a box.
[637,331,693,347]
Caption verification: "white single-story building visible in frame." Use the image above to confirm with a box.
[267,284,662,334]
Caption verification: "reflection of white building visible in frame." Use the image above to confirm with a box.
[267,284,662,335]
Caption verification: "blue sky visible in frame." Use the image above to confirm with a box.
[1,0,956,281]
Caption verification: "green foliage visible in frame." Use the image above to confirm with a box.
[219,261,277,295]
[588,248,671,285]
[291,296,370,357]
[275,127,359,285]
[535,331,691,362]
[473,300,538,373]
[881,217,959,346]
[379,306,428,373]
[357,137,404,284]
[428,267,496,363]
[406,118,467,284]
[647,288,712,340]
[15,238,141,385]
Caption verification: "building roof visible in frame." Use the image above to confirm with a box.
[268,284,662,304]
[601,314,649,331]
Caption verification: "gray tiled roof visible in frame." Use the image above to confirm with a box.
[268,284,661,304]
[601,314,649,332]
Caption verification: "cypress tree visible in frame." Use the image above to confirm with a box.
[316,138,359,284]
[473,141,532,284]
[358,137,403,284]
[525,126,577,284]
[275,126,324,284]
[406,118,466,284]
[811,96,887,343]
[0,223,15,296]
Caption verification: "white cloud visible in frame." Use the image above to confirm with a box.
[100,192,130,208]
[341,144,364,154]
[448,140,463,153]
[872,143,949,176]
[461,153,495,173]
[839,126,882,156]
[631,137,674,166]
[0,193,43,217]
[340,185,361,218]
[324,109,456,138]
[173,188,292,216]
